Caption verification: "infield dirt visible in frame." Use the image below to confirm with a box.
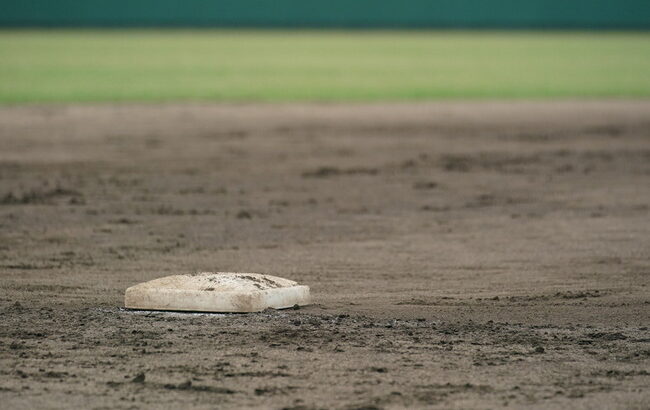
[1,101,649,409]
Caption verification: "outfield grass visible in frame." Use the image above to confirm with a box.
[0,30,649,103]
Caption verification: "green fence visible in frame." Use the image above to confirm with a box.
[2,0,649,29]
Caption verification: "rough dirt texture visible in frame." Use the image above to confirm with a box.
[1,101,649,409]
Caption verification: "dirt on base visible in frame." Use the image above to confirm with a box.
[0,101,649,409]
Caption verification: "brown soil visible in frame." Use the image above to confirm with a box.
[1,101,649,409]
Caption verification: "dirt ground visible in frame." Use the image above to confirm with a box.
[1,101,649,409]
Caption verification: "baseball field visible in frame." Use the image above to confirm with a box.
[1,31,649,409]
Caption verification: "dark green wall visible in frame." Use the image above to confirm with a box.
[2,0,649,29]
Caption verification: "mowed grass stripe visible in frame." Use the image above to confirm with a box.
[1,30,649,103]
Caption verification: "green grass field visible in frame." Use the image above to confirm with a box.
[1,30,649,103]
